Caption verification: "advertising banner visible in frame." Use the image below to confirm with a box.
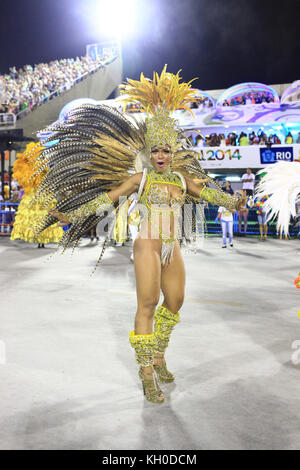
[87,42,120,61]
[173,102,300,128]
[194,144,300,169]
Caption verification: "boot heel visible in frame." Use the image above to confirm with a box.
[130,331,164,404]
[139,367,165,403]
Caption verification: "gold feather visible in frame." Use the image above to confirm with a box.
[120,65,200,115]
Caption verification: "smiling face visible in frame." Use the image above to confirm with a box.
[150,145,172,172]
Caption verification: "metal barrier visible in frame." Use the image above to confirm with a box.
[0,113,16,127]
[205,206,299,236]
[0,202,298,239]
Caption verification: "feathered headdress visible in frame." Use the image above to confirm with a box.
[120,65,200,152]
[120,65,198,114]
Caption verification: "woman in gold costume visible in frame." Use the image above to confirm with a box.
[32,67,245,403]
[10,142,63,246]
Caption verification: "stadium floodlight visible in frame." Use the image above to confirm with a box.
[96,0,137,38]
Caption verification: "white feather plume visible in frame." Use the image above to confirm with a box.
[255,161,300,235]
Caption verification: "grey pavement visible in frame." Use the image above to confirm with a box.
[0,235,299,450]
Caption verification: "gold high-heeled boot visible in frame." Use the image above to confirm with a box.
[153,305,180,383]
[129,331,164,403]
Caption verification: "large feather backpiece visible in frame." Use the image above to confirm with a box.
[28,99,220,258]
[256,161,300,234]
[29,104,145,252]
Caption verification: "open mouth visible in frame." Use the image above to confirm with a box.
[157,162,165,168]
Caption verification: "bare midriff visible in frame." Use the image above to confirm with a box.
[137,181,184,242]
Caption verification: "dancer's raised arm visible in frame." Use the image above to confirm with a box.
[185,176,246,211]
[50,173,143,224]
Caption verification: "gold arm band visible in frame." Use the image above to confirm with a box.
[66,192,114,224]
[198,187,240,212]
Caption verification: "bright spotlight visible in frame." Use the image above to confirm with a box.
[97,0,136,38]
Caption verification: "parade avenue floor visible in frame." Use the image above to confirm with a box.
[0,236,299,450]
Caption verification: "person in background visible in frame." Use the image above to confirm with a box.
[210,133,220,147]
[18,187,24,200]
[278,228,288,240]
[274,134,281,144]
[296,132,300,144]
[285,132,293,144]
[259,134,266,145]
[219,134,226,147]
[237,189,249,234]
[249,132,256,145]
[223,181,234,195]
[239,132,249,146]
[195,135,204,147]
[245,94,252,105]
[229,133,237,146]
[217,206,234,248]
[3,171,9,183]
[267,134,275,145]
[241,168,255,196]
[88,227,99,243]
[254,195,269,240]
[204,135,211,147]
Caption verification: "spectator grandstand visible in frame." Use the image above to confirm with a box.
[194,130,285,147]
[0,54,116,121]
[221,92,275,106]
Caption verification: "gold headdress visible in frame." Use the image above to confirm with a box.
[120,65,199,152]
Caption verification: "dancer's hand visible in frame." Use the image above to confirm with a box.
[193,177,210,185]
[49,209,69,226]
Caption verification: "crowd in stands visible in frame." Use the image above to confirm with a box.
[190,97,214,109]
[0,172,20,202]
[221,92,275,106]
[194,131,300,147]
[0,55,110,119]
[125,96,215,114]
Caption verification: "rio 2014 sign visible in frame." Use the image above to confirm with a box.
[194,145,299,169]
[197,148,242,162]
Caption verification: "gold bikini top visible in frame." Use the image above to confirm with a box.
[139,169,186,210]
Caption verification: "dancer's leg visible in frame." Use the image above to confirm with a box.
[133,239,161,335]
[130,238,164,402]
[243,211,248,232]
[161,242,185,315]
[151,242,185,381]
[228,221,233,244]
[221,220,227,246]
[238,212,242,232]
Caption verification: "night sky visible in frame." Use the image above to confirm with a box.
[1,0,299,90]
